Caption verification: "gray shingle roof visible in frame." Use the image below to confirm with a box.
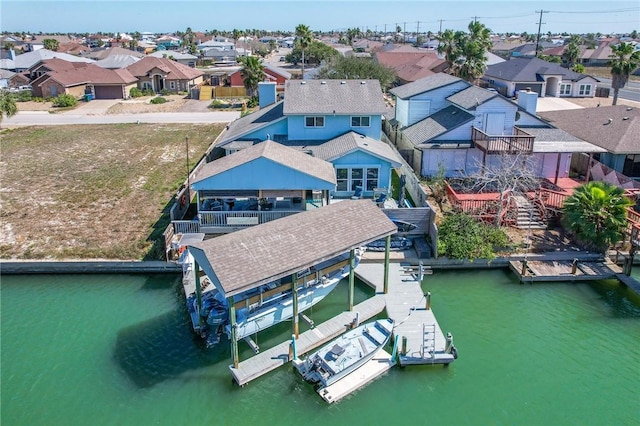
[484,57,595,82]
[189,199,397,297]
[446,85,498,110]
[402,105,474,145]
[389,73,466,99]
[218,101,285,146]
[310,131,402,166]
[192,140,336,187]
[283,79,386,115]
[538,106,640,154]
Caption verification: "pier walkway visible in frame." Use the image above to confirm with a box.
[509,259,622,283]
[229,295,385,386]
[355,263,455,366]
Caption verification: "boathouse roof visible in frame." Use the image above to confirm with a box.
[188,200,396,297]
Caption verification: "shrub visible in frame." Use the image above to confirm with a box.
[14,91,33,102]
[246,96,259,108]
[130,87,144,98]
[149,96,167,104]
[210,99,228,109]
[159,89,171,96]
[52,94,77,107]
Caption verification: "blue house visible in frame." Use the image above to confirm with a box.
[214,80,401,198]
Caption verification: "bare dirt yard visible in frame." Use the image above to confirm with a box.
[0,123,225,260]
[106,95,190,114]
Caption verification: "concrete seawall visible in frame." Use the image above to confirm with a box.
[0,261,181,275]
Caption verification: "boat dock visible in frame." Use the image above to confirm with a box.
[229,295,386,386]
[509,259,623,283]
[356,263,455,366]
[316,348,395,404]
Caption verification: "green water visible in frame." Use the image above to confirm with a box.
[2,270,639,426]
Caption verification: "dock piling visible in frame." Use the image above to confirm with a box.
[571,258,578,275]
[425,291,431,310]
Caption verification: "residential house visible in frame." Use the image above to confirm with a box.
[149,50,198,67]
[0,68,29,88]
[579,42,614,66]
[25,58,92,97]
[3,49,94,72]
[482,57,599,98]
[374,48,447,84]
[155,35,181,50]
[189,140,338,233]
[33,62,138,99]
[539,106,640,180]
[214,80,402,199]
[24,34,79,52]
[95,55,141,69]
[229,64,291,92]
[387,73,605,181]
[126,56,204,93]
[83,46,144,61]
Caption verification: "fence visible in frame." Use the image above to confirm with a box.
[213,86,247,98]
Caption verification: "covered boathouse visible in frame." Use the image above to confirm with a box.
[188,199,398,368]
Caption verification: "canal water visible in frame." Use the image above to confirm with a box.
[2,268,639,426]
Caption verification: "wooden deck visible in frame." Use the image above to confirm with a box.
[229,295,386,386]
[356,263,455,366]
[509,259,623,283]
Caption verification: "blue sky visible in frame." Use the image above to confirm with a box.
[2,0,639,35]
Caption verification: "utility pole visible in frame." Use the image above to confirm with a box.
[416,21,420,45]
[472,16,479,24]
[438,19,444,35]
[535,10,548,57]
[403,22,407,44]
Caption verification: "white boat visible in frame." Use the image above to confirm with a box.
[294,318,394,388]
[181,248,365,348]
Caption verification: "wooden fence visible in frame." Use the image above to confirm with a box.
[213,86,247,98]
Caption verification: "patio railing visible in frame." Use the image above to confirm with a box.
[471,127,534,154]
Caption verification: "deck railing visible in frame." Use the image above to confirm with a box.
[471,127,534,153]
[172,209,301,234]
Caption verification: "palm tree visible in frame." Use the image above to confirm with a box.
[456,21,492,82]
[437,29,461,75]
[563,36,581,68]
[562,181,633,253]
[238,56,265,98]
[295,24,313,79]
[609,42,640,105]
[0,91,18,126]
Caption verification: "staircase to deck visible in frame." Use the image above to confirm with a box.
[515,196,546,230]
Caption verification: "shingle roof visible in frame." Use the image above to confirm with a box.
[403,105,474,145]
[484,57,594,82]
[13,49,94,69]
[42,63,137,86]
[95,55,141,69]
[126,56,203,81]
[217,101,285,146]
[189,199,397,297]
[310,131,402,166]
[389,73,467,99]
[538,106,640,154]
[446,85,498,110]
[192,140,336,187]
[283,79,386,115]
[374,51,446,83]
[86,46,144,60]
[148,51,197,60]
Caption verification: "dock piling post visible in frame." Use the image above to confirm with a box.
[571,258,578,275]
[292,273,299,338]
[384,235,390,294]
[445,332,453,353]
[425,291,431,310]
[391,334,400,362]
[402,336,407,355]
[289,334,297,361]
[418,261,424,282]
[348,249,355,311]
[521,259,528,276]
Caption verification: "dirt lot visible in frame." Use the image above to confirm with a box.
[0,124,225,260]
[16,95,194,114]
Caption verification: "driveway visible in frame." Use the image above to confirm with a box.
[536,97,584,112]
[68,99,121,115]
[178,99,213,113]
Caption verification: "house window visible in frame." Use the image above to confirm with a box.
[169,81,175,90]
[579,84,592,96]
[336,168,348,191]
[560,83,571,96]
[142,82,152,90]
[305,116,325,127]
[623,154,640,177]
[335,167,379,192]
[351,116,370,127]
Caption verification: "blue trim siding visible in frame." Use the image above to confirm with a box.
[287,115,381,140]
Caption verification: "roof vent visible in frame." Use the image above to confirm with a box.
[627,107,633,111]
[623,116,630,120]
[321,81,326,85]
[360,81,366,84]
[301,81,306,85]
[341,81,346,84]
[604,118,613,125]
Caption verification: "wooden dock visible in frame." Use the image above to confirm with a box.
[316,348,395,404]
[229,295,386,386]
[356,263,455,366]
[509,259,623,283]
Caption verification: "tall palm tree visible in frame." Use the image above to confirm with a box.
[456,21,492,82]
[295,24,313,79]
[563,35,582,68]
[238,56,265,98]
[562,181,633,253]
[609,42,640,105]
[436,29,461,75]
